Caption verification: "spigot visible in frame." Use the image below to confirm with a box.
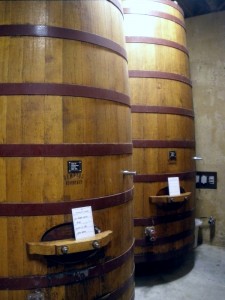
[208,216,216,226]
[27,290,45,300]
[145,226,157,242]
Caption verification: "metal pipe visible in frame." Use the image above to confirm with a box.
[198,216,216,226]
[192,156,203,160]
[122,170,137,175]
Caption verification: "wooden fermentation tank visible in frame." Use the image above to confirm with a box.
[0,1,134,299]
[122,0,196,262]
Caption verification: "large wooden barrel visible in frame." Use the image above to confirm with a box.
[122,0,196,263]
[0,1,134,299]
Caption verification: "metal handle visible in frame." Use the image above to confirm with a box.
[122,170,137,176]
[192,156,203,160]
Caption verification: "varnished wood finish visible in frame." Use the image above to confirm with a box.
[0,1,134,299]
[123,0,196,262]
[150,192,191,204]
[27,230,113,256]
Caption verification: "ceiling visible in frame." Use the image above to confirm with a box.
[176,0,225,18]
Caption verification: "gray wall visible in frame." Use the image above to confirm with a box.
[186,11,225,247]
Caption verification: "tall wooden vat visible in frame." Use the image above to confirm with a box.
[123,0,196,263]
[0,1,134,299]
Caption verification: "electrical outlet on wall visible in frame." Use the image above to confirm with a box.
[196,172,217,189]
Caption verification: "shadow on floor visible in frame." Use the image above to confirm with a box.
[135,249,196,286]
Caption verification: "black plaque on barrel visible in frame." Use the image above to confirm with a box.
[68,161,82,173]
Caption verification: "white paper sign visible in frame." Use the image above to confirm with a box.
[72,206,95,240]
[168,177,180,196]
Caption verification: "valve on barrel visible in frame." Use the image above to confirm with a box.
[145,226,157,242]
[27,290,45,300]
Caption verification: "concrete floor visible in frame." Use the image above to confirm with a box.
[135,244,225,299]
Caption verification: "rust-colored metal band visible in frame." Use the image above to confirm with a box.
[0,241,134,290]
[123,8,185,28]
[0,143,132,157]
[134,209,194,226]
[135,244,192,264]
[132,140,195,148]
[129,71,192,86]
[125,37,188,55]
[108,0,123,16]
[134,171,196,183]
[0,83,130,107]
[131,105,194,118]
[148,0,184,15]
[0,24,127,60]
[0,187,133,217]
[135,229,193,247]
